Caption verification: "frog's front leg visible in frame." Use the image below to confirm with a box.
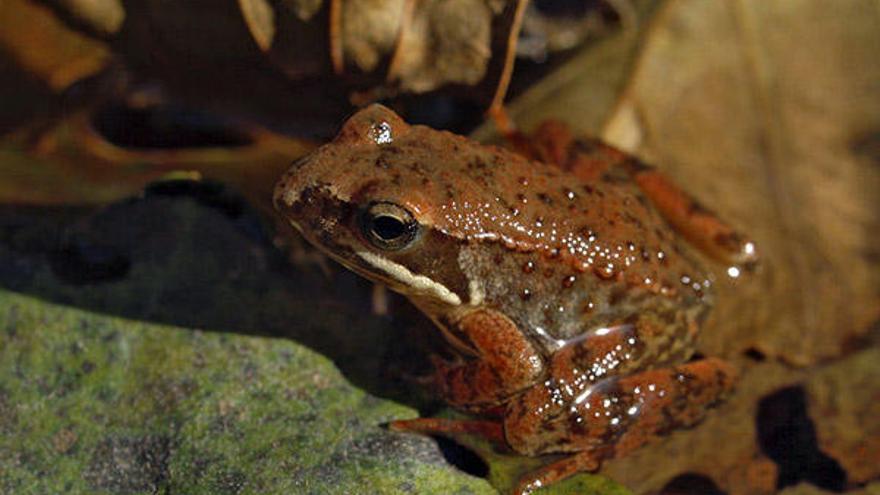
[528,121,757,268]
[435,308,545,409]
[390,308,543,442]
[506,358,736,495]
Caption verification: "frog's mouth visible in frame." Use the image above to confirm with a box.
[352,250,463,306]
[297,229,462,307]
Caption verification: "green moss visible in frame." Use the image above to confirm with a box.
[0,291,493,494]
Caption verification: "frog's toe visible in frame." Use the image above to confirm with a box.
[513,451,601,495]
[388,417,506,445]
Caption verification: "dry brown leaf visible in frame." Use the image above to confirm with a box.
[779,482,880,495]
[602,348,879,494]
[340,0,406,74]
[805,347,880,484]
[0,109,313,214]
[469,0,663,142]
[601,359,800,495]
[601,0,880,366]
[44,0,125,37]
[239,0,276,52]
[386,0,500,92]
[0,0,110,92]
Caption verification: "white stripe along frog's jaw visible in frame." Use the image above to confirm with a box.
[356,250,462,306]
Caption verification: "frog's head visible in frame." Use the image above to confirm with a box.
[274,104,474,310]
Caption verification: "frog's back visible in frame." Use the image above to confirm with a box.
[394,126,706,275]
[385,123,713,347]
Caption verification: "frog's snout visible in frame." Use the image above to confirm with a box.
[273,156,311,211]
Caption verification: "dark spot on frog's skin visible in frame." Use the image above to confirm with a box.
[516,193,528,204]
[713,231,744,250]
[562,275,576,289]
[536,192,553,205]
[520,288,533,301]
[467,157,487,170]
[582,184,595,195]
[493,253,504,265]
[542,309,556,327]
[518,176,529,186]
[624,212,643,228]
[375,156,391,169]
[672,243,686,257]
[421,177,430,186]
[624,158,652,174]
[474,175,490,188]
[493,195,513,211]
[608,286,628,306]
[349,179,381,203]
[573,138,601,154]
[600,172,623,184]
[522,260,536,274]
[688,201,711,216]
[543,268,555,278]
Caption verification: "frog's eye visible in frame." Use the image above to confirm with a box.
[360,202,420,251]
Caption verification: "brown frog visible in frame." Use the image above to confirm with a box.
[274,104,757,494]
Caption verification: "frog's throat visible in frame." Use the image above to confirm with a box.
[356,250,462,306]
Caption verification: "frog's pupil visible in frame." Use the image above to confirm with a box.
[372,215,406,240]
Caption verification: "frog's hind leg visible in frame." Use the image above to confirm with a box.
[507,358,737,495]
[621,158,757,268]
[529,123,757,268]
[513,451,601,495]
